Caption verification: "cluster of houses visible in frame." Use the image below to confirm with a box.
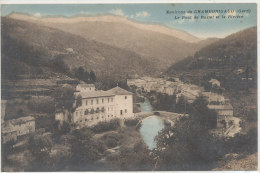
[127,77,239,130]
[1,100,35,144]
[55,84,134,129]
[127,77,204,103]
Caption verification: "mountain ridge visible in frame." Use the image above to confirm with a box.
[2,17,163,79]
[8,13,200,43]
[7,13,217,66]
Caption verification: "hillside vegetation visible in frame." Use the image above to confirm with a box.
[8,13,217,68]
[2,17,161,80]
[167,26,257,91]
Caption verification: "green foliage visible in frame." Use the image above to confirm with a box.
[53,86,75,110]
[101,133,120,148]
[155,116,220,171]
[68,129,105,171]
[53,121,71,138]
[190,95,217,129]
[124,118,139,127]
[90,70,96,82]
[146,92,177,112]
[76,95,82,108]
[175,95,188,113]
[73,67,96,83]
[223,127,257,154]
[27,133,54,171]
[91,119,120,133]
[51,56,70,75]
[105,141,154,171]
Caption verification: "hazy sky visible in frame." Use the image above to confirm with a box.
[1,3,257,38]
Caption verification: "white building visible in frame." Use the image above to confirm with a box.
[70,84,134,128]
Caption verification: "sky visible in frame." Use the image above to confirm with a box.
[1,3,257,38]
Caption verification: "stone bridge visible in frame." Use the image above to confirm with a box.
[134,111,188,128]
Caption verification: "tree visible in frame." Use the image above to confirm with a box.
[76,95,82,108]
[27,133,54,171]
[83,71,90,82]
[53,85,75,111]
[90,70,96,82]
[191,95,217,129]
[155,116,221,171]
[175,95,187,113]
[51,56,70,74]
[74,67,85,80]
[68,129,104,171]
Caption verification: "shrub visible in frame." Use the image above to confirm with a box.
[91,119,120,133]
[124,118,139,127]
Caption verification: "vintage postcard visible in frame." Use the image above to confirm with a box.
[0,1,258,172]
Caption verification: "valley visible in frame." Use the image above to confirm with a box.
[1,11,257,172]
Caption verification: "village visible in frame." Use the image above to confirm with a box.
[127,76,241,136]
[1,75,242,147]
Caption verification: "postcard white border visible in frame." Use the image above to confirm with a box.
[0,0,259,173]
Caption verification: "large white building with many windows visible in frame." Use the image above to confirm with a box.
[70,84,134,128]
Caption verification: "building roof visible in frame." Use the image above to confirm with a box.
[76,86,132,99]
[9,116,35,126]
[107,86,132,95]
[78,90,114,99]
[207,104,233,110]
[2,116,35,133]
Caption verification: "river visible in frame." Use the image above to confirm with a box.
[138,97,153,112]
[139,98,165,150]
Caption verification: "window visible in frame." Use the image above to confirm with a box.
[85,109,89,115]
[91,100,93,105]
[90,88,92,90]
[125,96,127,99]
[91,117,93,120]
[120,110,123,115]
[80,120,82,122]
[108,115,110,117]
[102,99,104,103]
[86,100,88,105]
[125,109,127,113]
[96,99,99,104]
[96,108,100,113]
[85,119,87,122]
[111,98,113,102]
[101,107,105,112]
[108,98,110,103]
[90,108,94,114]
